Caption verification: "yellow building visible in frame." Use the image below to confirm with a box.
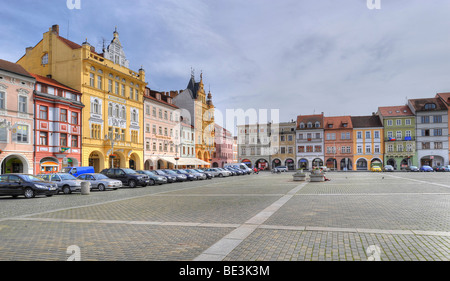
[171,72,215,166]
[351,115,384,170]
[18,25,146,172]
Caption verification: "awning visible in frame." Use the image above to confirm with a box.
[41,161,59,167]
[158,157,177,164]
[169,157,211,166]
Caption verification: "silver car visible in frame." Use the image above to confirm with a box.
[205,168,231,177]
[37,173,82,194]
[77,173,122,191]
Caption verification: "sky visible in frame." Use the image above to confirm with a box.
[2,0,450,130]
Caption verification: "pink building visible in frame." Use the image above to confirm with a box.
[143,87,181,170]
[212,124,234,167]
[0,59,36,174]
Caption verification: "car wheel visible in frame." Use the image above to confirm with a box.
[62,185,71,194]
[149,179,155,186]
[219,173,223,177]
[24,188,35,199]
[129,180,137,188]
[98,184,106,191]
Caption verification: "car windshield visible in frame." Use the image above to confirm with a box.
[21,175,44,182]
[178,170,188,173]
[95,174,109,180]
[164,170,177,175]
[123,169,138,174]
[154,170,166,175]
[59,174,77,180]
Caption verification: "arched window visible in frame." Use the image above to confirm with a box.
[300,123,305,129]
[114,105,119,117]
[108,103,113,116]
[121,106,126,119]
[131,109,137,122]
[315,122,320,128]
[92,99,99,114]
[307,122,312,128]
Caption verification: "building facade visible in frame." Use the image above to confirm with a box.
[377,105,417,170]
[18,25,146,172]
[237,123,271,170]
[32,74,84,174]
[408,98,449,167]
[171,72,215,167]
[296,114,324,171]
[0,59,35,174]
[323,116,354,171]
[212,123,234,168]
[271,121,296,170]
[143,88,180,170]
[351,115,384,171]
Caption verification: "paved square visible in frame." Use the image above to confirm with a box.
[0,172,449,261]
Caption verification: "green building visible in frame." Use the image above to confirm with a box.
[377,105,418,170]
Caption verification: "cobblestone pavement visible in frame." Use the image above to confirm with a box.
[0,172,449,261]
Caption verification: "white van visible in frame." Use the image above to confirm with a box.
[225,163,253,174]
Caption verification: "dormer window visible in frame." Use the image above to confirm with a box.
[328,124,333,128]
[315,122,320,128]
[156,93,161,100]
[300,123,305,129]
[342,123,348,128]
[424,103,436,110]
[307,122,312,128]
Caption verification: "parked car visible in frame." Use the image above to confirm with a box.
[419,165,434,172]
[273,166,288,172]
[371,166,382,172]
[37,173,83,194]
[442,165,450,171]
[406,165,419,172]
[193,169,213,179]
[76,173,122,191]
[61,166,95,178]
[383,165,394,172]
[153,170,176,183]
[172,169,197,181]
[162,169,188,182]
[225,163,252,175]
[433,166,449,172]
[205,168,231,177]
[227,167,243,175]
[0,174,58,199]
[100,168,150,188]
[185,169,207,180]
[136,170,167,185]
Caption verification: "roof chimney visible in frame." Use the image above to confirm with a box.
[51,25,59,35]
[25,47,33,54]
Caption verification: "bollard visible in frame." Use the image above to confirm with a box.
[81,181,90,195]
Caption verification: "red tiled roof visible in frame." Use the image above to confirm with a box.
[144,87,179,109]
[296,114,324,129]
[0,59,34,79]
[324,116,353,129]
[57,36,82,50]
[378,105,413,117]
[30,73,81,94]
[436,92,450,106]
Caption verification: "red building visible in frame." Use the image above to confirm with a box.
[323,116,354,171]
[31,74,84,174]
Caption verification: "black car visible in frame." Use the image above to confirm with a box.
[0,174,58,199]
[100,168,150,188]
[136,170,167,185]
[153,170,177,183]
[162,169,188,182]
[173,169,197,181]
